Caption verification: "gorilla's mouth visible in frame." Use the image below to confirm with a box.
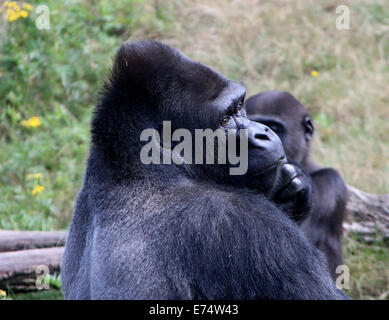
[248,156,286,177]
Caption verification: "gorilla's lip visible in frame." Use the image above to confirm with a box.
[248,156,286,177]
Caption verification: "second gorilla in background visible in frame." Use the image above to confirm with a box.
[246,90,348,280]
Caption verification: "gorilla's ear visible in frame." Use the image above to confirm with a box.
[304,116,314,140]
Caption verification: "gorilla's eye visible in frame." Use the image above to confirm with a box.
[265,123,281,133]
[236,101,244,111]
[221,115,231,125]
[269,125,279,133]
[255,119,284,135]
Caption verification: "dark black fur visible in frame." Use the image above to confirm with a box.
[62,42,348,299]
[246,90,348,280]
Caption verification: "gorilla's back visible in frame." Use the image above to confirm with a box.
[61,189,93,299]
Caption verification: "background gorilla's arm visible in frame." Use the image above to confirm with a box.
[301,168,348,279]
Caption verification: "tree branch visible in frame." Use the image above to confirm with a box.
[0,230,67,252]
[0,247,64,292]
[344,185,389,243]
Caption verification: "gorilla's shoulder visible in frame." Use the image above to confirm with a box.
[311,167,347,195]
[164,182,289,225]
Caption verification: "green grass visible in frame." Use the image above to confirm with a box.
[10,289,63,300]
[0,0,388,299]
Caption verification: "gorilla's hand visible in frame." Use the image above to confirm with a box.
[272,163,313,224]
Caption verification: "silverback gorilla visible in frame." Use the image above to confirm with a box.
[62,41,348,299]
[246,91,348,280]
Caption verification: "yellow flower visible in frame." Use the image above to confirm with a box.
[7,14,16,22]
[20,9,28,18]
[28,116,41,127]
[31,184,44,196]
[27,173,42,180]
[6,8,20,22]
[23,3,33,11]
[6,8,14,16]
[21,116,42,128]
[0,289,6,298]
[4,2,30,21]
[8,2,19,9]
[311,70,319,78]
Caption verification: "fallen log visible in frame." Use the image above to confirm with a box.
[0,247,64,292]
[344,185,389,243]
[0,230,67,252]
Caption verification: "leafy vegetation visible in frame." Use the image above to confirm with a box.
[0,0,388,299]
[0,0,169,230]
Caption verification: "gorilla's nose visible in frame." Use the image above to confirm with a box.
[248,121,284,156]
[250,122,273,146]
[254,127,271,141]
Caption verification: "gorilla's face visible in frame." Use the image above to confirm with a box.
[246,91,314,164]
[94,41,286,195]
[179,81,286,194]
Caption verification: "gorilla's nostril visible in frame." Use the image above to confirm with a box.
[255,133,270,141]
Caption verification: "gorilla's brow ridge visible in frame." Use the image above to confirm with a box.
[226,94,246,114]
[214,83,246,113]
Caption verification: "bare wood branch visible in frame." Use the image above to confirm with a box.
[344,185,389,243]
[0,230,67,252]
[0,247,64,292]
